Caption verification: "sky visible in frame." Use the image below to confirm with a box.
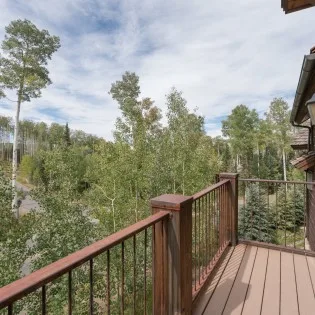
[0,0,314,140]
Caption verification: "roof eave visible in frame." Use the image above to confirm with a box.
[290,54,315,125]
[282,0,315,14]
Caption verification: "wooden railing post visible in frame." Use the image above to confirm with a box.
[151,194,193,315]
[219,173,239,246]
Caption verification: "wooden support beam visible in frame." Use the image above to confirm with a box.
[219,173,239,246]
[151,194,193,315]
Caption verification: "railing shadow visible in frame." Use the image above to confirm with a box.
[193,244,253,314]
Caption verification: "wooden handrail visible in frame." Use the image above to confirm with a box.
[0,211,170,308]
[240,178,315,185]
[192,179,230,200]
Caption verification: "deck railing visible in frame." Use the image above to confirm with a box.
[238,178,314,251]
[0,211,170,315]
[191,178,231,297]
[150,174,238,312]
[0,172,240,315]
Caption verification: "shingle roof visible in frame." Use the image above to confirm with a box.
[291,129,309,150]
[291,151,315,171]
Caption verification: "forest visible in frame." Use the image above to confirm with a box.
[0,71,303,313]
[0,19,304,314]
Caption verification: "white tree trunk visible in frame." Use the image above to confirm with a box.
[282,149,287,181]
[282,149,288,193]
[12,100,21,218]
[257,144,260,177]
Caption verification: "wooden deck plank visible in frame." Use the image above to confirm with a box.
[222,245,257,315]
[261,249,280,315]
[294,254,315,315]
[203,244,246,314]
[194,244,315,315]
[242,247,268,315]
[281,251,299,315]
[192,246,234,314]
[307,256,315,298]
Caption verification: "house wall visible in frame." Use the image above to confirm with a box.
[307,169,315,250]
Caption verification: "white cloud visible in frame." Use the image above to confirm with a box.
[0,0,314,139]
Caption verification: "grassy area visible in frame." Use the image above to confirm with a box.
[16,175,35,189]
[276,228,305,249]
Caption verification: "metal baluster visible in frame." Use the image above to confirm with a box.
[194,200,197,289]
[202,196,207,278]
[215,188,219,256]
[206,192,210,269]
[107,251,110,315]
[304,184,306,250]
[89,259,93,315]
[267,182,272,242]
[276,183,278,240]
[133,235,136,315]
[42,285,46,315]
[8,304,13,315]
[285,185,287,247]
[198,197,201,284]
[121,242,124,314]
[68,271,72,315]
[210,191,214,262]
[144,228,147,315]
[258,182,261,241]
[250,182,253,240]
[294,184,296,248]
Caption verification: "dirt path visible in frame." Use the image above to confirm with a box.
[16,182,40,215]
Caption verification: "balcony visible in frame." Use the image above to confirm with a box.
[1,174,315,314]
[194,244,315,314]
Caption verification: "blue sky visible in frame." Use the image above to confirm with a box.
[0,0,314,139]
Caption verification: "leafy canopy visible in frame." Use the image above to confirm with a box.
[0,19,60,101]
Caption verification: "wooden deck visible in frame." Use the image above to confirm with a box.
[193,244,315,315]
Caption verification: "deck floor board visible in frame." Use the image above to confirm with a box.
[194,244,315,315]
[306,256,315,298]
[222,246,257,315]
[241,247,268,315]
[294,254,315,315]
[193,246,234,314]
[261,249,280,315]
[202,245,246,314]
[280,251,299,315]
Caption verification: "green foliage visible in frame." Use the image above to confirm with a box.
[222,105,259,177]
[48,122,66,149]
[239,183,276,243]
[64,122,71,147]
[0,67,301,314]
[275,185,305,233]
[0,19,60,101]
[19,155,35,182]
[0,167,34,303]
[221,98,294,180]
[25,187,97,314]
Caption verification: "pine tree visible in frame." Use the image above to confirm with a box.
[274,185,305,246]
[239,183,275,243]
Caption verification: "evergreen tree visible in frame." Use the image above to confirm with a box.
[275,184,305,246]
[239,183,275,243]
